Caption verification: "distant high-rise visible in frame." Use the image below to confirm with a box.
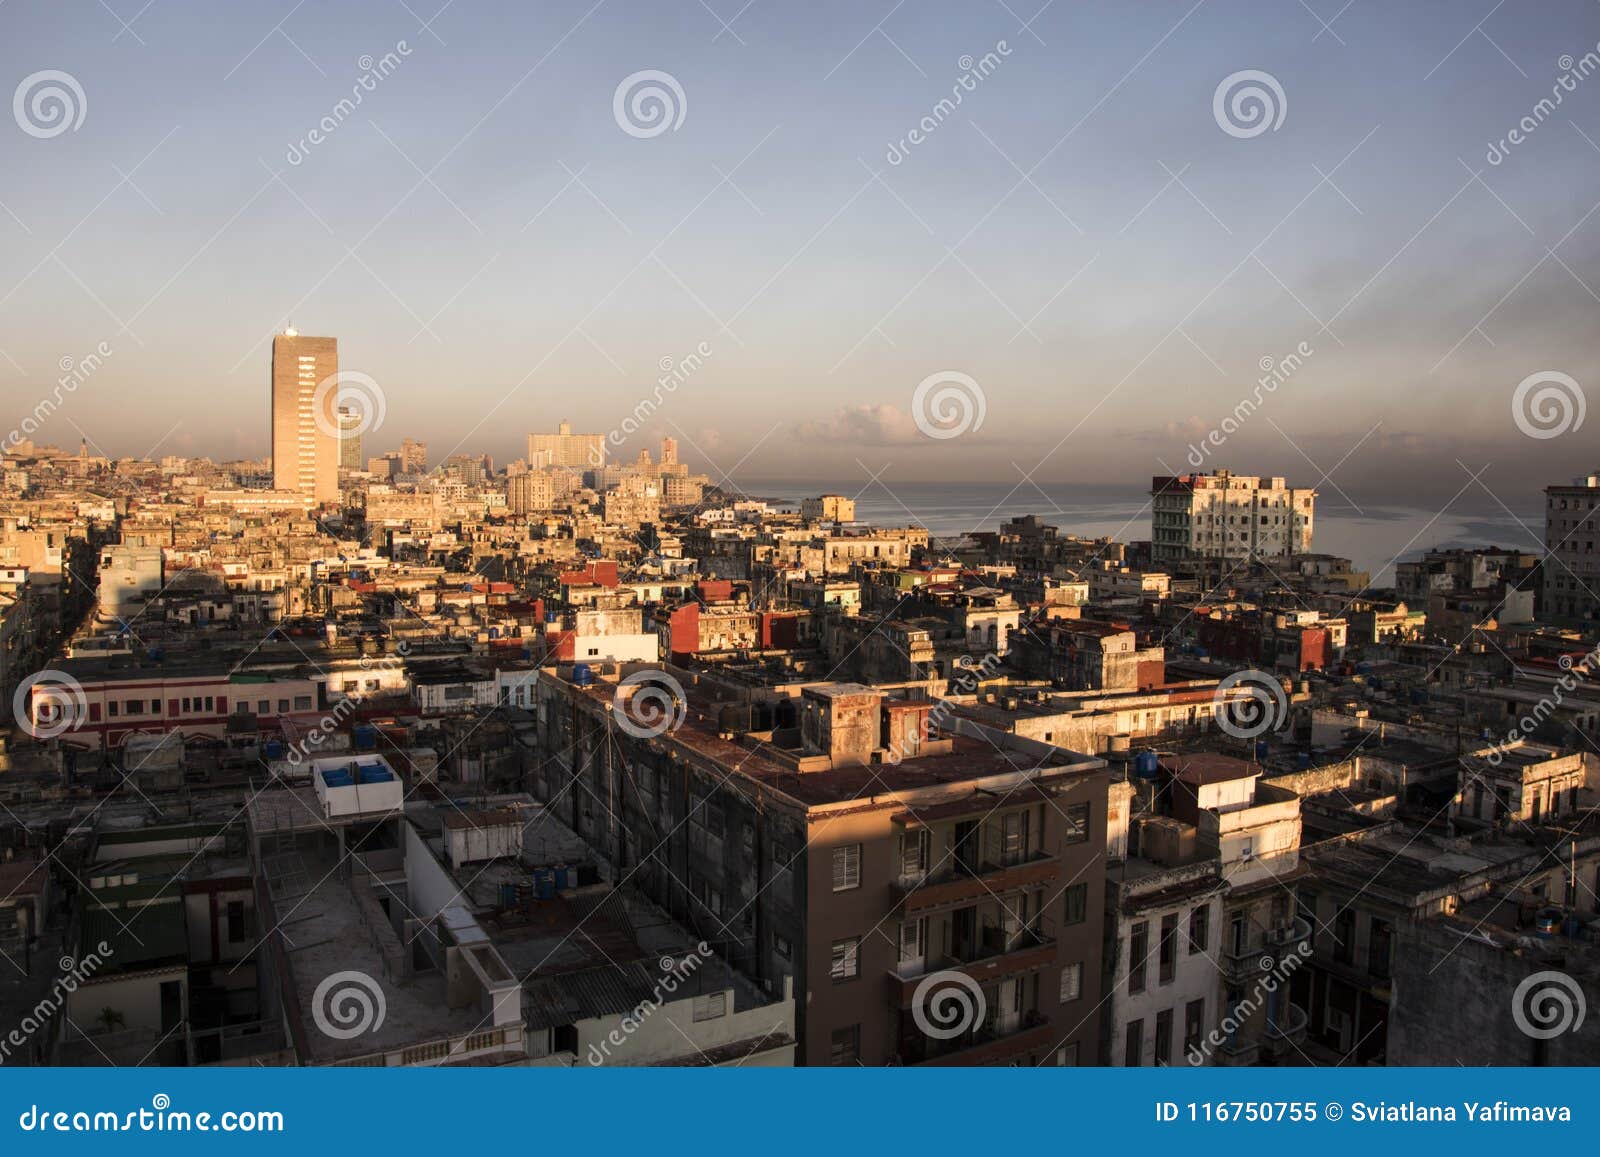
[528,420,605,470]
[400,438,427,474]
[270,328,338,504]
[660,436,678,465]
[337,406,363,470]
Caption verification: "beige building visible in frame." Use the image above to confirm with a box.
[528,420,605,471]
[801,494,856,523]
[270,329,339,504]
[1151,471,1314,565]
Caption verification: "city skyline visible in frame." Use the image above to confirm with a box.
[2,1,1599,499]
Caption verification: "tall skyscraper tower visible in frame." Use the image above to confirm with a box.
[270,327,339,504]
[338,406,363,470]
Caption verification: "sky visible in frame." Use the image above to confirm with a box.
[1,0,1598,508]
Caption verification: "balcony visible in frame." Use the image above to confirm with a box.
[888,929,1056,1004]
[1263,1002,1310,1057]
[895,852,1059,915]
[1220,916,1312,982]
[902,1010,1055,1066]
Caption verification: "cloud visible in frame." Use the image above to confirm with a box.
[794,403,922,445]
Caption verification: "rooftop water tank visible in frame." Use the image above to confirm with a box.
[1134,750,1160,778]
[572,663,594,687]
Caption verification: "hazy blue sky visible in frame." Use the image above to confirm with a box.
[2,0,1598,503]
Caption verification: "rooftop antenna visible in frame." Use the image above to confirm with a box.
[284,320,298,337]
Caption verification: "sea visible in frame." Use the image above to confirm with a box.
[740,480,1545,587]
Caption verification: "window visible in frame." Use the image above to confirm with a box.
[226,900,250,943]
[829,1024,860,1066]
[900,829,929,878]
[1154,1009,1174,1066]
[1188,905,1209,954]
[1185,999,1205,1058]
[1063,882,1087,926]
[294,695,312,710]
[1063,802,1090,844]
[1055,1042,1080,1066]
[999,809,1029,865]
[773,933,792,961]
[277,699,290,713]
[1059,961,1082,1002]
[1128,922,1148,992]
[830,937,860,981]
[108,701,119,718]
[691,992,727,1021]
[124,699,142,715]
[257,699,270,714]
[831,844,861,892]
[1333,909,1355,965]
[1158,913,1177,984]
[1368,917,1393,980]
[1124,1018,1143,1066]
[899,918,925,963]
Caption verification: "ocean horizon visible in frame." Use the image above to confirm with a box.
[738,479,1544,587]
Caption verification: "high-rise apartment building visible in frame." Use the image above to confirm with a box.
[528,420,605,471]
[337,406,362,470]
[1542,472,1600,621]
[400,438,428,474]
[1150,471,1314,565]
[270,328,339,504]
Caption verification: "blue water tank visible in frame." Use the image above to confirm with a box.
[1194,647,1209,659]
[545,611,559,624]
[264,739,285,760]
[554,864,570,891]
[1296,751,1311,769]
[572,663,593,687]
[1254,739,1270,762]
[1134,750,1160,778]
[535,869,555,900]
[352,725,378,751]
[488,627,500,639]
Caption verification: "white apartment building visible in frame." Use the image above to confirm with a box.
[1151,471,1315,565]
[1543,472,1600,621]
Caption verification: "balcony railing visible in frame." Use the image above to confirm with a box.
[1220,916,1312,980]
[1264,1002,1310,1050]
[895,852,1059,913]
